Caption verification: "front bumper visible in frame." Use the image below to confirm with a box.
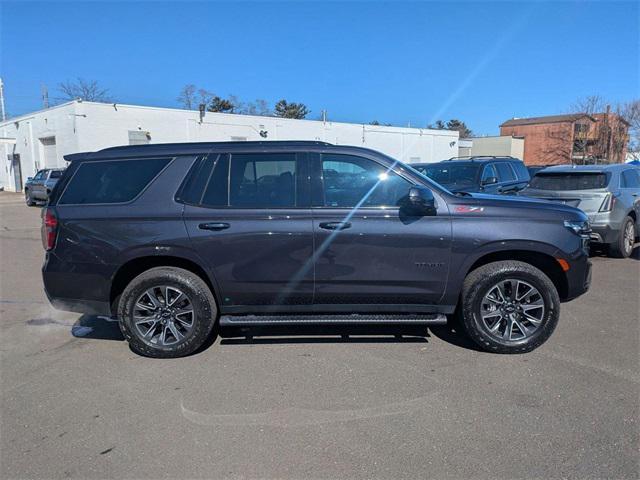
[563,251,592,301]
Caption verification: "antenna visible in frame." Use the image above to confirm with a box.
[41,84,49,109]
[0,78,6,121]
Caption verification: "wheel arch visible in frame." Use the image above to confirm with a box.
[109,255,217,315]
[465,250,569,300]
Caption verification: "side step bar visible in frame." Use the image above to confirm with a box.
[219,313,448,327]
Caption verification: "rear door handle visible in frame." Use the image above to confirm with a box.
[198,222,230,231]
[319,221,352,231]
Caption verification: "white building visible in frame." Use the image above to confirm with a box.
[0,101,459,192]
[463,135,525,160]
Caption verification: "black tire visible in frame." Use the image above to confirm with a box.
[117,267,218,358]
[459,261,560,354]
[25,189,35,206]
[608,216,635,258]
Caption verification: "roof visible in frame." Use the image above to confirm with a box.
[536,163,638,173]
[500,114,596,127]
[63,140,387,162]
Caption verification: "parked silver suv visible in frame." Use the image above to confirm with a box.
[24,168,65,206]
[522,164,640,258]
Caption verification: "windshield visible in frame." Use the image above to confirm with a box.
[529,172,609,190]
[420,163,479,190]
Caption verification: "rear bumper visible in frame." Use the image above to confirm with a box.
[42,252,113,316]
[589,224,619,244]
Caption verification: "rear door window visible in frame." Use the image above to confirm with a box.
[49,170,63,179]
[620,169,640,188]
[495,162,517,182]
[481,164,497,182]
[59,158,171,204]
[230,154,296,207]
[529,172,610,190]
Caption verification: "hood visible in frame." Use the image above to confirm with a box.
[460,192,586,218]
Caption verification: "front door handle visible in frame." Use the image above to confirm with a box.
[199,222,230,231]
[319,221,352,231]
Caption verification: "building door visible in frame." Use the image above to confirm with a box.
[9,154,22,192]
[40,137,57,167]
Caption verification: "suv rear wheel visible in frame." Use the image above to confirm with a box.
[459,261,560,354]
[608,216,635,258]
[117,267,217,358]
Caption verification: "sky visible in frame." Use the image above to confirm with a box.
[1,1,638,135]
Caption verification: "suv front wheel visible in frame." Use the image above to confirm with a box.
[118,267,218,358]
[460,261,560,354]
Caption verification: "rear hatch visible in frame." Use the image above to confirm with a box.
[522,171,610,213]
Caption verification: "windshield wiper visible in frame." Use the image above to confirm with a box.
[454,191,472,197]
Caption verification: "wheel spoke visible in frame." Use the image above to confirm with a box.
[168,291,185,307]
[168,321,184,341]
[502,317,513,340]
[144,289,162,308]
[135,302,154,312]
[523,312,542,325]
[142,321,159,339]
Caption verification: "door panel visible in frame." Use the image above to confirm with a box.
[182,151,314,308]
[311,152,451,306]
[313,208,451,305]
[184,207,314,307]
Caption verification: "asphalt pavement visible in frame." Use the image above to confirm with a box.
[0,192,638,479]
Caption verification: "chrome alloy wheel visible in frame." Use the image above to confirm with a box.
[623,221,635,256]
[479,279,545,341]
[133,286,194,346]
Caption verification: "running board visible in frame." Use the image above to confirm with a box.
[219,313,447,327]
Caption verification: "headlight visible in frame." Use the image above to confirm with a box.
[564,220,591,235]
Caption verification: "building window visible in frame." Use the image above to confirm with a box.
[128,130,151,145]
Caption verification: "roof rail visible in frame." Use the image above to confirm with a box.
[446,155,518,161]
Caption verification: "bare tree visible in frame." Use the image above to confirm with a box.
[619,100,640,160]
[57,78,111,102]
[567,95,631,164]
[177,84,197,109]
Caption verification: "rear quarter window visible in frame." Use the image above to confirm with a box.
[511,161,530,181]
[59,157,171,205]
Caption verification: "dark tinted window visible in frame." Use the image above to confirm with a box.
[621,169,640,188]
[321,154,412,207]
[481,164,497,181]
[49,170,63,179]
[495,162,516,182]
[529,172,610,190]
[59,158,170,204]
[422,163,479,190]
[34,170,46,180]
[201,155,230,206]
[178,156,214,204]
[511,161,530,181]
[228,153,297,207]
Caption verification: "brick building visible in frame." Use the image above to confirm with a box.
[500,111,629,165]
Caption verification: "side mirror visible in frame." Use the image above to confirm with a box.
[402,186,437,216]
[27,177,33,182]
[481,176,498,186]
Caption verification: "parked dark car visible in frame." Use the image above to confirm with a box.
[412,156,530,194]
[25,168,65,206]
[43,142,591,358]
[521,164,640,258]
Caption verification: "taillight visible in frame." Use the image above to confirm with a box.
[42,207,58,251]
[599,193,616,212]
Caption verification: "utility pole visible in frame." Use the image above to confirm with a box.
[41,84,49,109]
[0,77,6,121]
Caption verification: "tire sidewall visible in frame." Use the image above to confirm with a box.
[620,217,634,258]
[463,264,560,353]
[118,269,216,358]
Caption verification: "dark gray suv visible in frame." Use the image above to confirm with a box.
[43,142,591,358]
